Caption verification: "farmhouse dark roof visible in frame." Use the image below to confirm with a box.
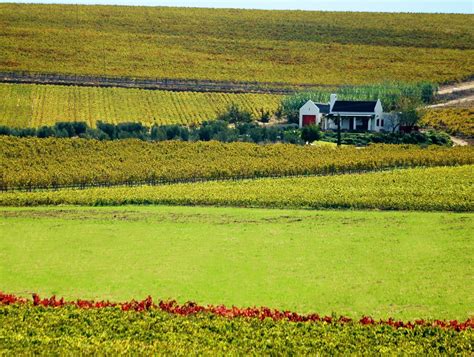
[331,100,377,113]
[315,103,330,114]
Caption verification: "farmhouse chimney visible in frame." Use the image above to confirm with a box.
[330,93,337,111]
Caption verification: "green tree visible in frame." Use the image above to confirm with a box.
[301,125,321,143]
[217,104,253,124]
[393,97,423,132]
[283,129,304,145]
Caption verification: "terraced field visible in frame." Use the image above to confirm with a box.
[1,4,473,85]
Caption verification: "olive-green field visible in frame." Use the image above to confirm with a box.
[1,4,473,85]
[1,206,472,320]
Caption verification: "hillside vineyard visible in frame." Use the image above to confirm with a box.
[1,4,473,85]
[1,137,473,189]
[1,2,474,354]
[421,109,474,137]
[0,83,282,127]
[2,166,472,212]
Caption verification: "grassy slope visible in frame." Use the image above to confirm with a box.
[0,83,281,128]
[1,4,473,85]
[2,166,472,212]
[1,206,473,320]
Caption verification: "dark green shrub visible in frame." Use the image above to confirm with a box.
[150,125,168,141]
[283,130,304,145]
[301,125,321,143]
[217,104,253,124]
[0,125,12,135]
[258,109,271,123]
[37,126,55,138]
[97,121,117,139]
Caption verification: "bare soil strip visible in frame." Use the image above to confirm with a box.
[2,71,473,97]
[437,80,474,95]
[428,95,474,108]
[0,71,330,95]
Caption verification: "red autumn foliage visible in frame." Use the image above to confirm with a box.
[1,292,472,332]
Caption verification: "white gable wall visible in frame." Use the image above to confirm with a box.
[372,100,384,132]
[299,100,321,128]
[375,99,383,116]
[329,94,337,111]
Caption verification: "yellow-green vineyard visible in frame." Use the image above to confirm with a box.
[0,83,282,128]
[2,166,472,211]
[1,4,473,85]
[2,137,473,189]
[421,108,474,137]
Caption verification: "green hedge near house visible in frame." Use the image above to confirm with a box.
[320,130,453,147]
[0,121,453,147]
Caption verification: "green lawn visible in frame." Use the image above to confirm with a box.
[1,206,472,320]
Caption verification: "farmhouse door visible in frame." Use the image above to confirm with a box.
[302,115,316,126]
[349,117,354,131]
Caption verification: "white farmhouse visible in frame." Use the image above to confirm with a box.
[299,94,396,132]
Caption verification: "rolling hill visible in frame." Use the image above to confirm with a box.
[1,4,473,86]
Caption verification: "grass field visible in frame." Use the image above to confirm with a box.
[0,83,282,128]
[1,205,473,320]
[1,4,473,85]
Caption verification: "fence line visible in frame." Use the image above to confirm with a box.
[0,164,435,193]
[0,71,341,95]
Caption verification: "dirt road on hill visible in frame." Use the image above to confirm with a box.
[434,80,474,108]
[438,80,474,95]
[428,95,474,108]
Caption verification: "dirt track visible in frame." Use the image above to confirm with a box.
[438,81,474,95]
[0,71,325,95]
[428,95,474,108]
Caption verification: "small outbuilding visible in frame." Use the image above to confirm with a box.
[299,100,330,128]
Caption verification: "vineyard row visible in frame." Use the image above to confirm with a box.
[2,293,472,354]
[2,137,473,190]
[2,292,472,331]
[0,83,282,128]
[0,71,318,94]
[2,166,472,212]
